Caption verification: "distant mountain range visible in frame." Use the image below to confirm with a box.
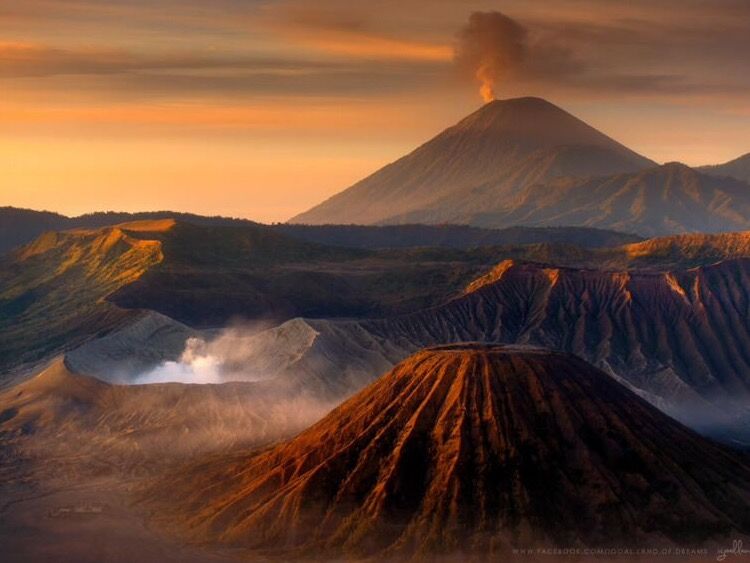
[701,152,750,184]
[5,99,750,247]
[5,98,750,248]
[0,207,259,255]
[274,223,641,249]
[0,206,640,255]
[291,97,750,236]
[458,162,750,236]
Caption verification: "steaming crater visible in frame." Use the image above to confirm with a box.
[133,327,298,385]
[135,337,232,384]
[66,314,321,386]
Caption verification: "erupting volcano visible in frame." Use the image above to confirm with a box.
[290,97,654,226]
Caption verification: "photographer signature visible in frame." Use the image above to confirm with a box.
[717,540,750,561]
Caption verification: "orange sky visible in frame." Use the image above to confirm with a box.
[2,0,750,222]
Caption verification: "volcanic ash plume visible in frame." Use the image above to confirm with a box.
[476,61,498,103]
[455,11,527,102]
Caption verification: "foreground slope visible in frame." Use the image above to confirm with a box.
[0,359,331,562]
[152,345,750,560]
[291,97,653,225]
[0,359,332,468]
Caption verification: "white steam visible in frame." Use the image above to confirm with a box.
[133,339,225,384]
[132,320,316,385]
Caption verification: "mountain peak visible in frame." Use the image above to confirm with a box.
[480,95,558,111]
[660,161,694,172]
[290,99,653,225]
[453,96,617,149]
[631,161,698,181]
[153,344,750,559]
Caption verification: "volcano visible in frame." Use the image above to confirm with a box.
[153,344,750,560]
[290,97,654,225]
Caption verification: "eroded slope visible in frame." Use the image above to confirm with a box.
[0,222,168,376]
[150,345,750,560]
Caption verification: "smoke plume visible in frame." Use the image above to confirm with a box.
[455,11,527,102]
[133,323,288,384]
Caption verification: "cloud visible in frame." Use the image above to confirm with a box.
[453,10,585,101]
[0,42,135,78]
[451,8,750,101]
[0,41,337,79]
[280,29,451,62]
[454,12,527,102]
[0,41,444,101]
[265,2,451,62]
[5,2,750,103]
[452,11,602,102]
[2,0,750,122]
